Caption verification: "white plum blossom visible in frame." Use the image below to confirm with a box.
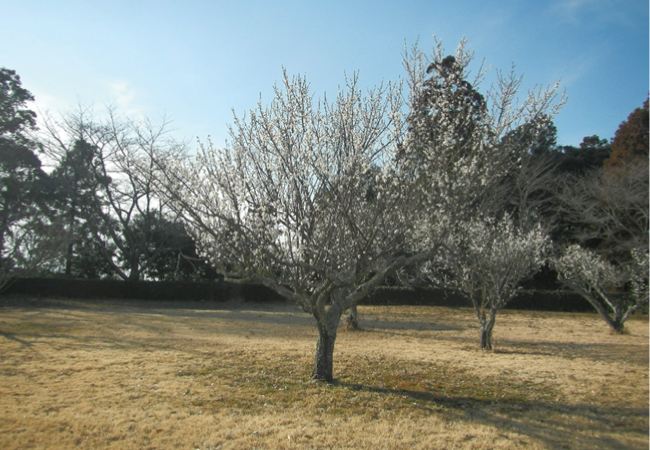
[431,215,549,350]
[400,37,564,254]
[552,244,648,333]
[149,70,430,382]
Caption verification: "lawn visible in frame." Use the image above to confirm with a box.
[0,296,647,449]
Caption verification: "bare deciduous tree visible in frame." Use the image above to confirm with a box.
[556,162,648,260]
[551,161,648,333]
[41,105,187,280]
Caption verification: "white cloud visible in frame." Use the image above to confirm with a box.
[104,80,142,118]
[550,0,636,26]
[555,51,601,88]
[552,0,604,18]
[31,89,70,120]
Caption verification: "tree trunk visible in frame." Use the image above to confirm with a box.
[312,303,344,382]
[559,278,627,334]
[479,309,497,350]
[611,307,626,334]
[64,201,77,277]
[312,324,337,382]
[126,256,140,282]
[344,304,361,331]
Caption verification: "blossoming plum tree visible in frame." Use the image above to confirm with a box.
[552,156,648,332]
[399,38,563,258]
[552,244,648,333]
[149,38,564,380]
[434,216,549,350]
[397,39,561,349]
[149,71,432,382]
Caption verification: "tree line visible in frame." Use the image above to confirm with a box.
[1,38,647,381]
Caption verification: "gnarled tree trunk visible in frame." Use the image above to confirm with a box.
[313,324,337,382]
[344,303,362,331]
[312,302,344,382]
[479,309,497,350]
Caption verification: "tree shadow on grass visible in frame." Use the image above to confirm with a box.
[495,340,649,365]
[334,380,648,450]
[0,331,33,347]
[360,318,464,332]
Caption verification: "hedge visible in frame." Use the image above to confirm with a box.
[1,277,595,312]
[0,277,283,303]
[361,286,593,312]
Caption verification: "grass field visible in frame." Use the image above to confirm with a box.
[0,296,647,450]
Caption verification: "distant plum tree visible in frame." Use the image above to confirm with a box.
[553,156,648,332]
[552,244,648,333]
[430,215,549,350]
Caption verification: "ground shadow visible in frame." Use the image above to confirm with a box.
[334,380,648,450]
[1,296,467,333]
[0,331,33,347]
[360,318,464,332]
[496,339,649,365]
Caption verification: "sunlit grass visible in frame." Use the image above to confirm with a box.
[0,297,647,449]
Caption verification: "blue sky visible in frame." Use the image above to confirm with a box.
[2,0,648,147]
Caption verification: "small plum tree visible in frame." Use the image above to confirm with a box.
[398,39,562,349]
[433,215,549,350]
[551,244,648,333]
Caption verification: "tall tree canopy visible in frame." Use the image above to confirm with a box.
[0,68,54,278]
[50,138,108,277]
[400,38,563,250]
[605,97,649,169]
[42,106,187,281]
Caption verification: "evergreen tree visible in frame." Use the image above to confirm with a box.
[0,68,53,277]
[51,139,110,277]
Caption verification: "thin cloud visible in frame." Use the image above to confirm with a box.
[552,0,605,17]
[550,0,637,26]
[104,80,142,118]
[556,51,602,88]
[31,89,70,122]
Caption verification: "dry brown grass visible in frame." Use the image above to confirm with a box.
[0,296,647,450]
